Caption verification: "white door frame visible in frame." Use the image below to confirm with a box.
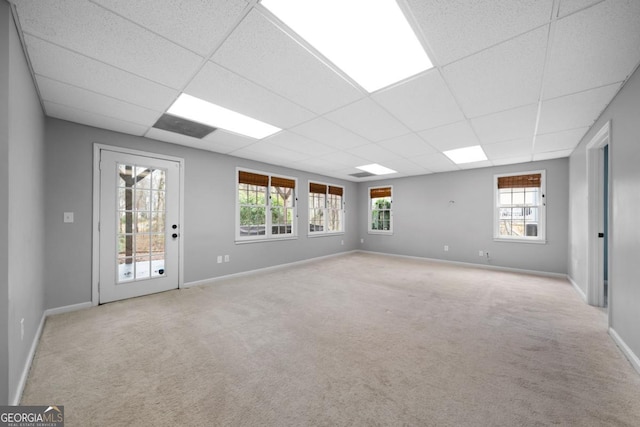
[586,121,610,309]
[92,144,185,306]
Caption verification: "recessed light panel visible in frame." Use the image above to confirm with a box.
[167,93,281,139]
[356,163,398,175]
[261,0,433,93]
[443,145,488,164]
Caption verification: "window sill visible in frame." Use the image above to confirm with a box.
[493,237,547,245]
[235,236,298,245]
[368,230,393,235]
[308,232,345,238]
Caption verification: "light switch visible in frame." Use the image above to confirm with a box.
[63,212,74,223]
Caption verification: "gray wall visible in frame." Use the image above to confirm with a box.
[357,159,569,274]
[0,0,11,406]
[2,1,47,404]
[44,118,360,308]
[569,64,640,360]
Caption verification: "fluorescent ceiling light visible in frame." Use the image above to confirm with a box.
[356,163,397,175]
[261,0,433,92]
[443,145,488,164]
[167,93,281,139]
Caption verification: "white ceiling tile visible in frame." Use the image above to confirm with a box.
[483,139,533,160]
[442,26,548,118]
[533,149,575,161]
[376,158,430,175]
[534,127,589,153]
[411,153,459,173]
[471,104,538,144]
[345,144,402,164]
[14,0,203,88]
[316,152,370,169]
[44,101,148,136]
[185,61,314,129]
[407,0,553,65]
[289,118,370,150]
[324,98,410,142]
[418,121,480,151]
[543,0,640,99]
[372,70,464,131]
[491,156,535,166]
[557,0,603,17]
[203,129,256,153]
[263,132,335,157]
[230,141,308,163]
[24,35,178,111]
[294,158,344,173]
[91,0,249,56]
[457,160,493,170]
[212,9,363,114]
[38,76,160,126]
[537,84,620,134]
[377,134,436,158]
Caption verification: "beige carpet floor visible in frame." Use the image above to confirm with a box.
[21,252,640,426]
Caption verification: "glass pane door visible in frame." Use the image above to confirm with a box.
[117,164,166,283]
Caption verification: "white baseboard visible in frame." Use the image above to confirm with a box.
[10,312,46,406]
[44,301,92,317]
[567,275,587,302]
[11,301,92,405]
[356,250,568,279]
[609,327,640,375]
[184,250,357,288]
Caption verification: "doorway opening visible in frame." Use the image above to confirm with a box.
[586,121,610,312]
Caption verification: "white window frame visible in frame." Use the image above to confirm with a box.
[308,181,345,237]
[236,168,298,243]
[368,185,393,235]
[493,170,546,244]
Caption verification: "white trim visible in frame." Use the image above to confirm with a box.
[357,250,568,279]
[92,144,185,306]
[609,328,640,375]
[368,185,393,234]
[236,167,299,243]
[184,250,358,288]
[493,169,546,242]
[44,301,93,317]
[308,179,346,236]
[11,302,91,405]
[10,313,45,405]
[586,121,610,307]
[567,275,587,302]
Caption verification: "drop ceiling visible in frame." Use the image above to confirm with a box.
[8,0,640,181]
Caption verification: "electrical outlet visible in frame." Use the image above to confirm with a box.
[63,212,74,223]
[479,250,484,257]
[224,255,229,263]
[341,240,344,245]
[20,318,24,341]
[360,238,364,244]
[217,255,222,264]
[444,245,449,252]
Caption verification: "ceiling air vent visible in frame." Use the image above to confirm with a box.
[349,172,375,178]
[152,113,216,139]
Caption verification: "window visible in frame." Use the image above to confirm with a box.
[494,171,546,242]
[369,186,392,234]
[237,169,297,241]
[308,182,345,235]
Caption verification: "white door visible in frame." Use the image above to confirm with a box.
[99,149,181,303]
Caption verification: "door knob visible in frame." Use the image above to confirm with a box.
[172,233,178,239]
[172,224,178,229]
